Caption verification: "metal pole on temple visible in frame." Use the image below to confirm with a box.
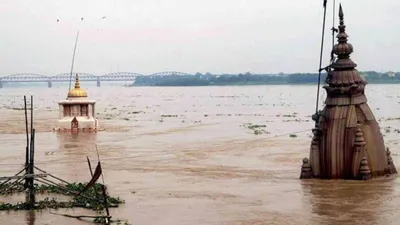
[69,30,80,92]
[314,0,329,124]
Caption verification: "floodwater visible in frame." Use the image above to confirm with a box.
[0,83,400,225]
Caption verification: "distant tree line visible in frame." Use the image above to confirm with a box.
[131,71,400,86]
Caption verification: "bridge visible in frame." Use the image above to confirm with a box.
[0,71,194,88]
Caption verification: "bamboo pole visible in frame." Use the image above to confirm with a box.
[24,96,29,189]
[0,177,25,195]
[34,166,71,185]
[0,166,28,188]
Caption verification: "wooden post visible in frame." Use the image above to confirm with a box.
[29,129,36,209]
[101,184,111,225]
[24,96,30,188]
[30,95,33,135]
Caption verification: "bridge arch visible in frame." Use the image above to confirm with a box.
[100,72,142,81]
[1,73,49,81]
[51,73,98,81]
[149,71,193,76]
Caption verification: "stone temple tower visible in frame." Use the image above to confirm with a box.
[300,5,397,180]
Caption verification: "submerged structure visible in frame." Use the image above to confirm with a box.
[300,5,397,180]
[57,74,98,131]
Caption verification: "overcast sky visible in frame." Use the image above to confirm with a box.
[0,0,399,76]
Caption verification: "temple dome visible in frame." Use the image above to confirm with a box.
[67,74,88,98]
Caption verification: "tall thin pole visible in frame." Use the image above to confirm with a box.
[24,96,29,188]
[30,95,33,136]
[315,0,328,124]
[29,129,36,209]
[24,96,29,148]
[69,30,80,91]
[332,0,336,53]
[28,96,34,208]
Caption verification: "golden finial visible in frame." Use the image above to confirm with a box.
[74,74,80,89]
[67,73,88,98]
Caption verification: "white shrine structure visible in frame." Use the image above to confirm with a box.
[56,74,98,131]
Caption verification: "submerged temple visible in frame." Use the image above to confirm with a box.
[300,5,397,180]
[56,74,98,131]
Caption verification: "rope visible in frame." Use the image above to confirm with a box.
[315,0,329,123]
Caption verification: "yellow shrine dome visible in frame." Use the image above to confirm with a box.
[67,74,88,98]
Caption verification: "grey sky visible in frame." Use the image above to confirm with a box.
[0,0,399,76]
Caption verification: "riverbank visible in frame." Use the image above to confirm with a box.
[130,71,400,87]
[129,80,400,87]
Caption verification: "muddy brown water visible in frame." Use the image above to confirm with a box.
[0,83,400,225]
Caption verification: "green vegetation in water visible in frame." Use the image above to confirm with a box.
[282,114,296,118]
[282,119,310,123]
[384,117,400,121]
[161,114,178,117]
[243,123,270,135]
[276,112,298,118]
[129,111,144,114]
[247,124,266,129]
[0,182,124,212]
[0,198,71,211]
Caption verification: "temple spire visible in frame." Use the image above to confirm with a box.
[301,3,397,180]
[331,4,357,71]
[337,4,347,43]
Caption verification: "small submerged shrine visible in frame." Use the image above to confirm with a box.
[57,74,99,131]
[300,5,397,180]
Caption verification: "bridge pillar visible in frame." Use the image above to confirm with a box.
[97,79,100,87]
[0,80,3,88]
[48,81,52,88]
